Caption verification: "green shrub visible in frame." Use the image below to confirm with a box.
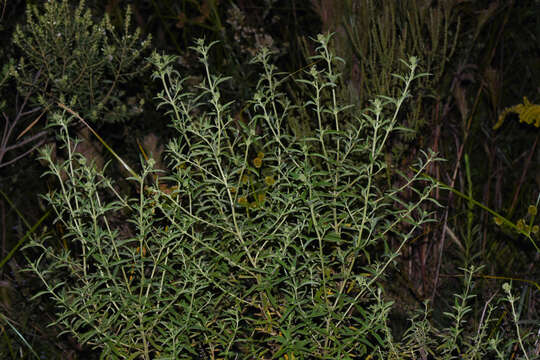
[12,0,151,124]
[26,34,534,359]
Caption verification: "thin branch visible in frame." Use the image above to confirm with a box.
[6,130,47,151]
[0,139,46,168]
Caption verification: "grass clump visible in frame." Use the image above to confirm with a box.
[25,34,535,359]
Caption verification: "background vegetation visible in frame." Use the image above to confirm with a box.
[0,0,538,358]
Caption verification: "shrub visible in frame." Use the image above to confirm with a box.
[29,34,535,359]
[12,0,151,124]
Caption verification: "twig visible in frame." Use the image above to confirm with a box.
[0,69,45,168]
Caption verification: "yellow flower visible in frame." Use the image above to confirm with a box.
[532,225,539,234]
[493,97,540,130]
[528,205,537,216]
[253,157,262,168]
[230,186,237,193]
[264,175,275,186]
[238,196,248,206]
[134,246,147,257]
[494,217,503,226]
[516,218,525,231]
[257,151,264,159]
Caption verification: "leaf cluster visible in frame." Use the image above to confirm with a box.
[12,0,151,124]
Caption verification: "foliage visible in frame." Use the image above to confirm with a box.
[26,34,538,359]
[0,0,536,358]
[12,0,151,124]
[27,34,433,358]
[311,2,539,329]
[311,0,460,143]
[384,267,539,360]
